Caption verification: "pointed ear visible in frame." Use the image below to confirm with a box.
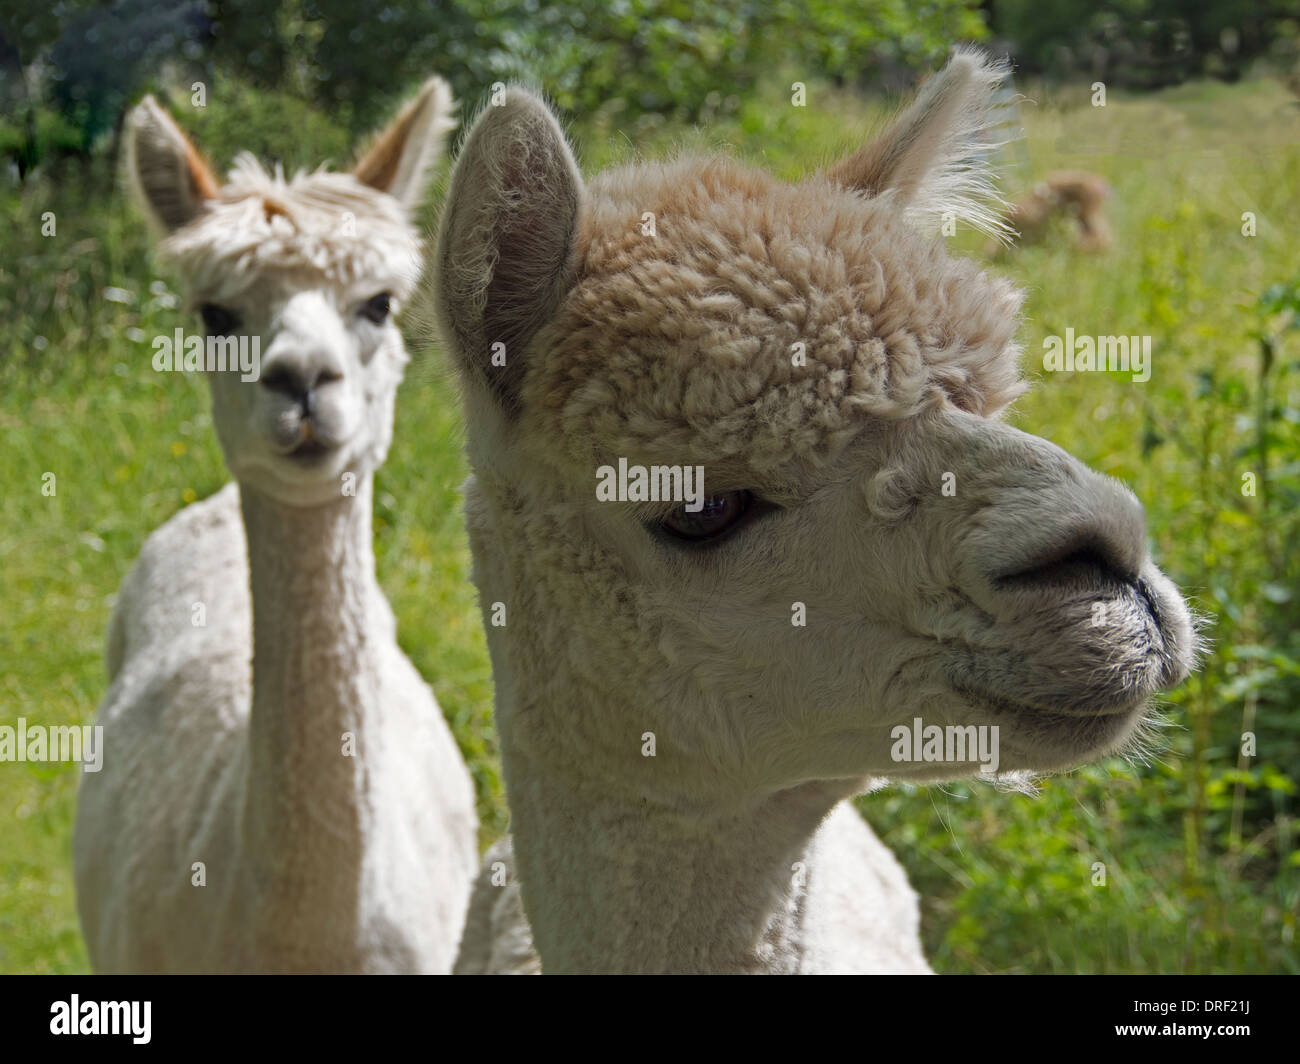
[353,76,456,209]
[124,95,218,233]
[433,88,582,418]
[825,48,1015,240]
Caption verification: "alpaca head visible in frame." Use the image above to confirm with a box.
[433,51,1196,803]
[126,79,456,506]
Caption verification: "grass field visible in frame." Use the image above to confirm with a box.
[2,71,1298,973]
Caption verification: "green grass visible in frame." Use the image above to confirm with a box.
[2,71,1297,973]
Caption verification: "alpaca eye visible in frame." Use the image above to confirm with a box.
[360,292,391,324]
[200,304,240,336]
[659,491,754,543]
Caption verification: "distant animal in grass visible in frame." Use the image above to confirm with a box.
[988,171,1113,255]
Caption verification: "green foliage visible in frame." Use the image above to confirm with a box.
[0,107,84,176]
[6,0,988,153]
[155,75,353,176]
[991,0,1300,85]
[1,0,208,174]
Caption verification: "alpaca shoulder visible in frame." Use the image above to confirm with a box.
[106,482,248,682]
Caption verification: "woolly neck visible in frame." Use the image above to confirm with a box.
[236,475,390,937]
[503,745,852,974]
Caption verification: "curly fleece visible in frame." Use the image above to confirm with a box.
[522,157,1025,483]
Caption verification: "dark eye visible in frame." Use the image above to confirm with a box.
[360,292,391,324]
[200,304,240,336]
[659,490,755,544]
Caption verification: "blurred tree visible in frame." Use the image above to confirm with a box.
[49,0,206,149]
[1,0,205,174]
[7,0,1296,177]
[203,0,989,130]
[989,0,1300,86]
[2,0,988,169]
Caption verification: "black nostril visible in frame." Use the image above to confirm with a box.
[997,536,1138,590]
[260,366,341,411]
[260,365,308,403]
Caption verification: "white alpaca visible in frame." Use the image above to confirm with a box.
[433,52,1197,974]
[74,79,477,973]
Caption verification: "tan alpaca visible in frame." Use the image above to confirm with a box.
[996,170,1113,253]
[75,80,477,973]
[435,51,1195,974]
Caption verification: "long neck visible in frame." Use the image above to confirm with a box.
[503,739,843,974]
[238,477,391,926]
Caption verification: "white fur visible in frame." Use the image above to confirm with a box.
[74,79,478,972]
[433,53,1197,974]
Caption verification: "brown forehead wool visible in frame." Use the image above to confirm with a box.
[525,155,1025,476]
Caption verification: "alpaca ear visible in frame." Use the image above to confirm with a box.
[353,76,457,209]
[124,95,218,233]
[825,48,1015,241]
[434,88,582,417]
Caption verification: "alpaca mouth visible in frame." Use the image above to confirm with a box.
[950,683,1147,724]
[283,423,338,463]
[939,562,1191,734]
[286,437,333,462]
[945,611,1175,721]
[944,683,1148,769]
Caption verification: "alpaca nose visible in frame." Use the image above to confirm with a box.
[996,527,1141,591]
[260,363,343,415]
[990,481,1146,593]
